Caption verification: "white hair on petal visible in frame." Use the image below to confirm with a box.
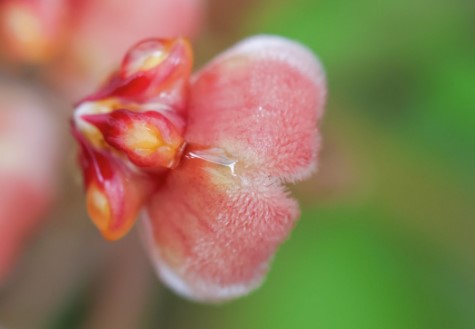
[192,35,327,119]
[140,212,264,302]
[228,35,325,85]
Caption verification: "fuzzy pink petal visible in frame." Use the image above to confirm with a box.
[142,36,325,301]
[143,154,299,301]
[187,35,326,182]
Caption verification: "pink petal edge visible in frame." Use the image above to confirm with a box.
[142,156,299,301]
[187,35,326,183]
[200,35,326,116]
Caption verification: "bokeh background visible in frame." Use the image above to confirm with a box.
[1,0,474,328]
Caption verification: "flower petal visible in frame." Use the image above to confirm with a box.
[84,38,193,109]
[0,80,60,281]
[0,0,71,63]
[143,152,299,301]
[83,109,185,169]
[187,35,326,182]
[74,133,156,241]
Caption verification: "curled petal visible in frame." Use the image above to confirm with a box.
[71,38,191,240]
[188,35,326,182]
[143,152,299,301]
[83,38,193,110]
[74,130,155,241]
[83,109,185,169]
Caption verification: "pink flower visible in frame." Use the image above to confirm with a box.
[0,80,60,281]
[71,36,326,301]
[0,0,205,97]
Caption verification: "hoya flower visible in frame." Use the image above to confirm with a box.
[71,35,326,301]
[0,80,59,281]
[0,0,205,96]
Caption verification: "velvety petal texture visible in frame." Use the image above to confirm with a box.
[144,153,299,301]
[143,36,326,301]
[187,36,326,182]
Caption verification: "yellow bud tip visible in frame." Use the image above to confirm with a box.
[130,50,167,73]
[86,183,135,241]
[123,38,192,78]
[124,42,169,77]
[124,123,163,156]
[86,183,111,231]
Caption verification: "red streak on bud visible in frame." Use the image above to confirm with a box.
[83,109,185,169]
[84,38,193,109]
[72,37,192,241]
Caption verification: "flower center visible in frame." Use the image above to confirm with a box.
[71,38,192,240]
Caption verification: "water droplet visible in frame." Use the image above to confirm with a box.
[186,147,238,176]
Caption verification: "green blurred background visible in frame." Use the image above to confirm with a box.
[1,0,474,328]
